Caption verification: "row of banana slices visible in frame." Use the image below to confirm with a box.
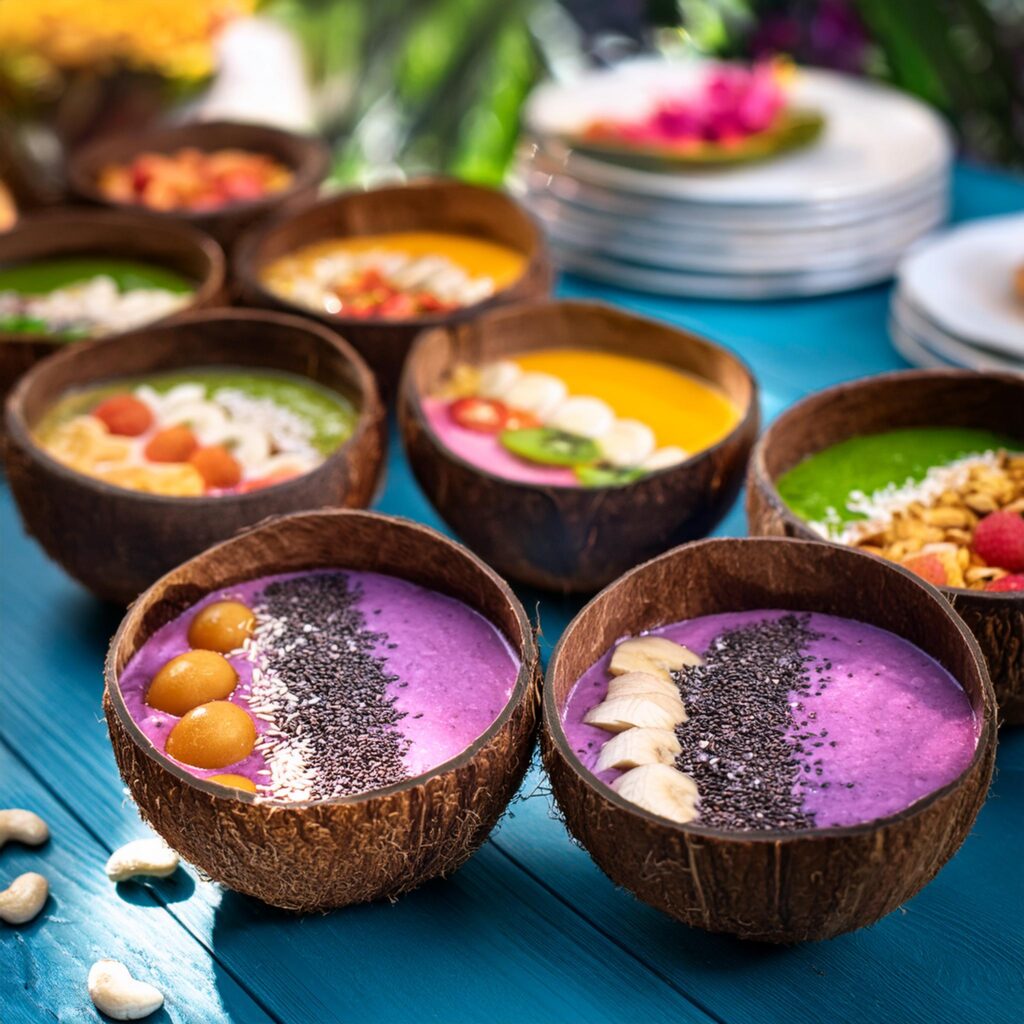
[582,635,703,824]
[479,361,687,471]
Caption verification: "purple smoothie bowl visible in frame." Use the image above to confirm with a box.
[542,536,996,943]
[104,509,540,912]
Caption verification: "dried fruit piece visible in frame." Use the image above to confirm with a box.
[901,553,948,587]
[189,445,242,489]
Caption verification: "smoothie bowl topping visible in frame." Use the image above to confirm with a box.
[567,610,978,830]
[0,257,192,340]
[422,348,740,487]
[261,231,526,322]
[778,428,1024,592]
[33,368,357,497]
[97,147,294,213]
[120,568,520,802]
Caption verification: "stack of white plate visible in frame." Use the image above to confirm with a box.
[511,58,953,299]
[890,213,1024,372]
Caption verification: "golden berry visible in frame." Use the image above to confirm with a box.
[147,650,237,716]
[165,701,256,769]
[205,773,257,793]
[187,601,255,653]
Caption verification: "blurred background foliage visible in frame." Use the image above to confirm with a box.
[1,0,1022,191]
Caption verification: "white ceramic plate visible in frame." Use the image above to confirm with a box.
[898,213,1024,359]
[524,59,952,205]
[528,191,948,274]
[888,318,950,369]
[550,240,902,299]
[512,150,950,233]
[891,293,1024,373]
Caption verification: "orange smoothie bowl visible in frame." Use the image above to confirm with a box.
[233,179,554,397]
[4,310,384,604]
[67,121,330,248]
[399,300,758,593]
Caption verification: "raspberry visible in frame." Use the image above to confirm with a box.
[973,511,1024,572]
[985,573,1024,593]
[902,553,947,587]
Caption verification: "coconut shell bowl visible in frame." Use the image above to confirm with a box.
[747,369,1024,725]
[0,207,225,418]
[399,300,758,593]
[103,509,540,912]
[542,537,996,943]
[4,309,384,604]
[233,179,553,396]
[67,120,330,248]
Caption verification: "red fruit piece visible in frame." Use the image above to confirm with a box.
[93,394,153,436]
[973,510,1024,572]
[985,573,1024,593]
[190,446,242,489]
[449,397,508,433]
[902,553,948,587]
[145,425,198,463]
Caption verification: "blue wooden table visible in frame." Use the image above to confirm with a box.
[3,163,1022,1024]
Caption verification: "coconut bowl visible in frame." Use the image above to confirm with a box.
[399,300,758,593]
[4,309,384,604]
[746,369,1024,725]
[542,536,996,943]
[233,179,554,396]
[67,120,330,248]
[0,208,225,420]
[103,508,540,911]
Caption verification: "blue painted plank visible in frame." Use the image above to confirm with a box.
[0,740,276,1024]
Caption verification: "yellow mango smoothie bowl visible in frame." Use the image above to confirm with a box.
[400,300,758,592]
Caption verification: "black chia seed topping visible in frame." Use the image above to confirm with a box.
[247,572,409,801]
[673,613,833,831]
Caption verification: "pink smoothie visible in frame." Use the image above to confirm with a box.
[422,396,578,486]
[119,570,520,801]
[563,610,978,830]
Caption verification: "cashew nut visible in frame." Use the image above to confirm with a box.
[105,838,179,883]
[0,872,49,924]
[87,960,164,1021]
[0,808,49,849]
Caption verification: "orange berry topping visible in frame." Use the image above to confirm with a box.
[165,701,256,769]
[146,650,238,716]
[205,773,257,793]
[189,445,242,489]
[92,394,153,436]
[187,600,255,653]
[144,425,199,463]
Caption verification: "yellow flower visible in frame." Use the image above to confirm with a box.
[0,0,255,80]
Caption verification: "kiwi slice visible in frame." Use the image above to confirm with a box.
[575,464,646,488]
[500,427,600,467]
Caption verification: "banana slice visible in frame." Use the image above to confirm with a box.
[217,424,271,467]
[479,360,522,400]
[612,763,699,824]
[642,446,689,473]
[598,419,656,468]
[547,396,615,439]
[503,373,567,419]
[607,671,685,705]
[609,636,703,680]
[583,695,685,733]
[162,400,229,443]
[595,728,682,772]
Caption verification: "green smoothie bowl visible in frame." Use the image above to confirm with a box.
[4,309,385,604]
[0,208,226,417]
[748,369,1024,724]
